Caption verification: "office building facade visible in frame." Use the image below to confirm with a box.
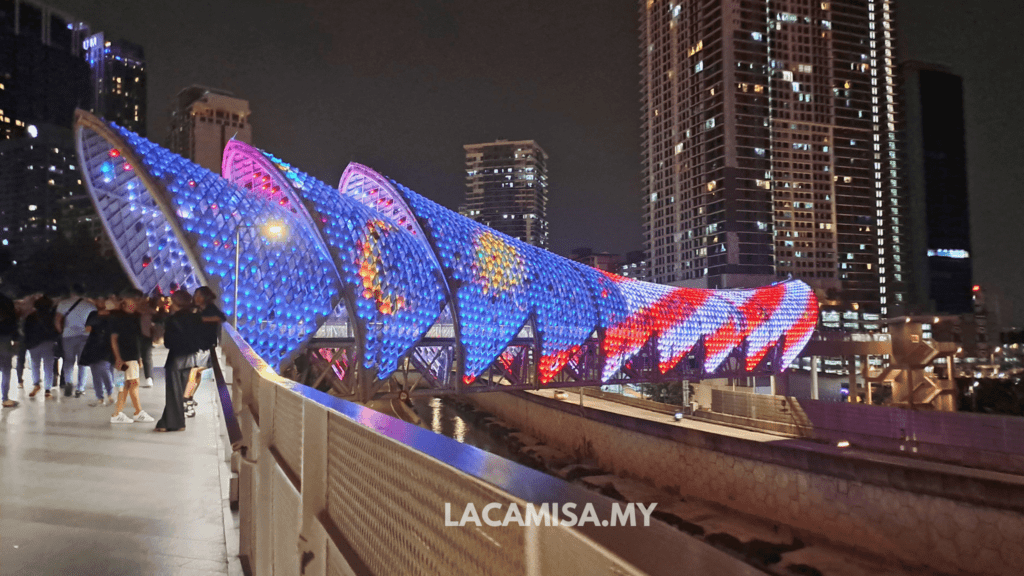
[640,0,905,322]
[901,63,972,315]
[84,32,146,136]
[168,85,251,172]
[463,140,549,248]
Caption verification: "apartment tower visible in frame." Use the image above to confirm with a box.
[463,140,549,248]
[640,0,905,322]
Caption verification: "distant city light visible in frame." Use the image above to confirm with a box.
[26,125,38,138]
[836,440,850,448]
[927,249,969,259]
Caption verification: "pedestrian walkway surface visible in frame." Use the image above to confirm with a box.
[0,350,239,576]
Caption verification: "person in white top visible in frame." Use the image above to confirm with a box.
[55,284,97,398]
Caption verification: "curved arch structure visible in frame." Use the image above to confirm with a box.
[75,111,343,370]
[74,112,818,389]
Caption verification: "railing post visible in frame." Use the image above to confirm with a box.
[810,356,819,400]
[255,378,277,576]
[224,341,256,567]
[298,399,329,576]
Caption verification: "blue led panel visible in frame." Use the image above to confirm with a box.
[76,114,343,370]
[77,126,200,294]
[521,245,598,382]
[251,153,448,381]
[399,186,535,382]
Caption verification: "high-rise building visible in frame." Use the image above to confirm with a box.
[83,32,146,136]
[901,62,972,315]
[618,250,649,280]
[168,85,251,172]
[0,0,91,140]
[639,0,905,322]
[463,140,549,248]
[0,1,96,257]
[0,124,98,258]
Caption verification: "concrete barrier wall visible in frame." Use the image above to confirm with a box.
[469,390,1024,576]
[701,389,1024,475]
[219,326,763,576]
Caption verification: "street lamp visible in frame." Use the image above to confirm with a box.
[233,219,288,328]
[991,346,1002,368]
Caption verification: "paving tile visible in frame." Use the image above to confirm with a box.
[0,349,233,575]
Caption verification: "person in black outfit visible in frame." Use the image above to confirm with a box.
[109,288,154,424]
[156,290,202,432]
[80,294,118,407]
[0,290,18,407]
[24,296,60,399]
[182,286,226,417]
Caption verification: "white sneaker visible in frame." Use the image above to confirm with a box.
[111,412,134,424]
[141,378,153,388]
[88,399,103,407]
[133,411,155,423]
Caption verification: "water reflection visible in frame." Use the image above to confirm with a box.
[410,396,520,462]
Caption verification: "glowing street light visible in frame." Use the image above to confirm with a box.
[233,220,288,327]
[263,221,286,239]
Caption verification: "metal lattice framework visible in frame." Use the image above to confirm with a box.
[75,112,818,400]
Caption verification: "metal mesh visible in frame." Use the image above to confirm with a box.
[272,466,301,576]
[325,410,527,576]
[273,387,304,486]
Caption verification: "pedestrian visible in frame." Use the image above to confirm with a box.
[24,295,60,399]
[80,294,117,407]
[0,289,18,408]
[14,295,35,389]
[156,290,201,432]
[137,295,157,388]
[182,286,226,417]
[55,283,97,398]
[109,288,154,424]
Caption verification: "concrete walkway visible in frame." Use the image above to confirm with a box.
[0,350,240,576]
[532,388,1024,487]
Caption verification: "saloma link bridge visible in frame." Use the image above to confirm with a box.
[74,110,818,403]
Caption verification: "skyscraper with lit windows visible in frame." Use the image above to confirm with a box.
[0,1,98,255]
[0,0,91,140]
[463,140,549,248]
[640,0,905,323]
[84,32,146,136]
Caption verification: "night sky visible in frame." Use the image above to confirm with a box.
[49,0,1024,326]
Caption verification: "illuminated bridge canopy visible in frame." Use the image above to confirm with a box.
[75,111,818,395]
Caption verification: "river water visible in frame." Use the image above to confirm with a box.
[407,396,528,464]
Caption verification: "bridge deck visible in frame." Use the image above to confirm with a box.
[0,350,241,576]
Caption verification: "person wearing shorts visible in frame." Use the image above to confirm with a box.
[109,289,154,424]
[182,286,226,417]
